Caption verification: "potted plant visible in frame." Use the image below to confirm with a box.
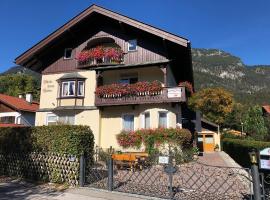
[192,146,200,159]
[214,144,219,151]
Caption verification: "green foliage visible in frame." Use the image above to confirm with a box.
[0,74,40,100]
[116,128,192,153]
[0,125,94,158]
[243,105,268,140]
[223,103,246,131]
[188,87,233,125]
[222,138,270,167]
[51,169,63,184]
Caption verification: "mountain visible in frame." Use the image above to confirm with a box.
[0,66,41,80]
[192,48,270,105]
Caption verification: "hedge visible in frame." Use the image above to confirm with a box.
[0,125,94,184]
[222,138,270,167]
[0,125,94,158]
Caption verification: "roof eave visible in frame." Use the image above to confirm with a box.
[15,4,189,66]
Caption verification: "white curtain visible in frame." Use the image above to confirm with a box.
[144,113,150,129]
[69,82,75,95]
[158,112,167,128]
[78,81,84,96]
[62,83,69,96]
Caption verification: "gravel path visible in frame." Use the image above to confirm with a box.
[87,152,252,200]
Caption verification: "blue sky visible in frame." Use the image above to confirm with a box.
[1,0,270,72]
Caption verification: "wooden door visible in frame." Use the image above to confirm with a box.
[203,134,214,152]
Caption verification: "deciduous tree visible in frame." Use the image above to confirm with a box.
[188,88,233,125]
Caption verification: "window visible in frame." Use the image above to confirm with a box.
[120,77,138,84]
[128,39,137,51]
[0,116,15,124]
[61,81,75,97]
[77,81,84,96]
[59,115,75,125]
[120,73,138,84]
[144,112,150,129]
[47,113,58,125]
[158,112,167,128]
[64,48,72,59]
[123,114,134,131]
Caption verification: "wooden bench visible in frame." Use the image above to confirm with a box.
[112,152,148,171]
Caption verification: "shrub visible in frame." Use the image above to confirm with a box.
[116,128,192,153]
[222,138,270,167]
[0,125,94,159]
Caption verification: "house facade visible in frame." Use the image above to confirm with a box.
[0,93,39,127]
[15,5,194,148]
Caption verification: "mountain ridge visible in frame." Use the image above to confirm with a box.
[192,48,270,105]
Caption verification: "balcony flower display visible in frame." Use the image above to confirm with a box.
[95,81,163,98]
[76,46,124,65]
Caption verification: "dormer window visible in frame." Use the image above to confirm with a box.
[128,39,137,51]
[64,48,72,59]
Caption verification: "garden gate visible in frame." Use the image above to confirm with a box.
[83,147,254,200]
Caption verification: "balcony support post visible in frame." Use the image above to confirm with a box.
[96,70,103,87]
[160,65,168,87]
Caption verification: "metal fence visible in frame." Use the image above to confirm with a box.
[81,147,257,200]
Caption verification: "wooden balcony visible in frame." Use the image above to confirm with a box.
[95,87,186,106]
[77,57,124,68]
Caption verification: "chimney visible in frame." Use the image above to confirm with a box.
[25,93,33,104]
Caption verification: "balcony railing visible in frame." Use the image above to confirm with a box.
[77,57,124,68]
[95,86,186,106]
[76,46,124,68]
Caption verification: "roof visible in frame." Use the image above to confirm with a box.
[58,72,86,80]
[0,123,27,127]
[0,94,39,112]
[263,105,270,114]
[201,118,219,128]
[15,4,189,66]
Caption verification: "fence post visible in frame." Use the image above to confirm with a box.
[108,155,113,191]
[249,149,262,200]
[79,154,85,187]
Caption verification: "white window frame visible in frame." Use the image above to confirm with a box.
[128,39,137,51]
[58,115,76,125]
[77,81,85,96]
[64,48,73,59]
[61,81,75,97]
[46,113,58,125]
[122,113,135,131]
[141,112,150,129]
[158,111,168,128]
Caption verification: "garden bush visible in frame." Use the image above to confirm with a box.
[222,138,270,167]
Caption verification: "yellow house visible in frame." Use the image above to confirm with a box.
[15,5,194,149]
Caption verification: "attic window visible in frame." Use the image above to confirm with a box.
[128,39,137,51]
[64,48,72,59]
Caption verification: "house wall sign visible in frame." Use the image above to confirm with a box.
[167,87,182,98]
[260,148,270,170]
